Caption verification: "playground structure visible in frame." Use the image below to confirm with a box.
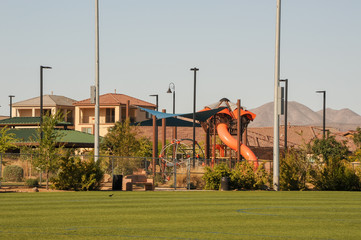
[159,139,204,180]
[200,98,258,168]
[157,98,258,181]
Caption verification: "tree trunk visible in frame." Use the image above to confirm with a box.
[46,169,49,190]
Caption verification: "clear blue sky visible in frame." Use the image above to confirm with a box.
[1,0,360,117]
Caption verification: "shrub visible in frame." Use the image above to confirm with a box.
[51,153,104,191]
[202,163,231,190]
[230,161,270,190]
[230,161,256,190]
[3,165,23,182]
[310,158,361,191]
[280,149,309,190]
[25,178,39,188]
[80,158,104,191]
[52,154,83,190]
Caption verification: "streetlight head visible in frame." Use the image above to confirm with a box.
[190,68,199,71]
[316,90,325,94]
[9,95,15,98]
[280,79,288,82]
[149,94,158,97]
[167,87,172,94]
[41,66,52,69]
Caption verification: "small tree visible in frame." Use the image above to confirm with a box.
[101,120,152,175]
[32,112,64,189]
[0,127,16,153]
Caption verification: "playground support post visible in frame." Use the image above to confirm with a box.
[152,115,158,177]
[237,100,240,161]
[190,67,199,168]
[273,0,282,191]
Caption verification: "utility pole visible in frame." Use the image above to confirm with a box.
[273,0,282,191]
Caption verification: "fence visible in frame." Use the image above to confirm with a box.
[0,152,272,190]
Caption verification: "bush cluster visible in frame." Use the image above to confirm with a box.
[3,165,24,182]
[25,178,39,188]
[202,162,270,190]
[51,154,104,191]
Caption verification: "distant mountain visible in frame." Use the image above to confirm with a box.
[248,101,361,131]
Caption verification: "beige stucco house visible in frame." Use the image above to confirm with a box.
[73,93,156,136]
[11,95,76,124]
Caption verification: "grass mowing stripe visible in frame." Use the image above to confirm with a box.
[1,191,361,240]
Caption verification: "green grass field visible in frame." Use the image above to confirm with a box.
[1,191,361,240]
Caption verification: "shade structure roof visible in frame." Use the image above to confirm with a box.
[8,128,96,148]
[0,117,72,127]
[137,107,226,122]
[133,117,201,127]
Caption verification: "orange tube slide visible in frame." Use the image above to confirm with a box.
[217,123,259,168]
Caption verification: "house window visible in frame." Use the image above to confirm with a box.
[106,108,115,123]
[82,127,92,134]
[66,110,73,123]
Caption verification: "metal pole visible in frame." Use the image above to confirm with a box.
[173,89,177,139]
[316,91,326,139]
[167,83,176,139]
[273,0,281,191]
[94,0,100,162]
[190,68,199,168]
[323,92,326,139]
[9,95,15,118]
[280,79,288,150]
[40,66,51,140]
[149,94,159,112]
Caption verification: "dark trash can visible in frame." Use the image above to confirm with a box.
[112,175,123,191]
[220,176,230,191]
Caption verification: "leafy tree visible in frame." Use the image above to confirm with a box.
[101,120,152,175]
[101,119,151,157]
[309,134,361,190]
[32,112,65,189]
[0,127,16,153]
[310,134,349,162]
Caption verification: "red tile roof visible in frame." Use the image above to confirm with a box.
[73,93,156,108]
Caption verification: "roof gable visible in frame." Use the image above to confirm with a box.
[13,95,77,107]
[73,93,156,108]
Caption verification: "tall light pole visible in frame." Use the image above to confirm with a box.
[94,0,100,162]
[273,0,282,191]
[190,67,199,168]
[316,90,326,139]
[167,82,176,139]
[149,94,159,111]
[9,95,15,118]
[280,79,288,150]
[40,66,52,140]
